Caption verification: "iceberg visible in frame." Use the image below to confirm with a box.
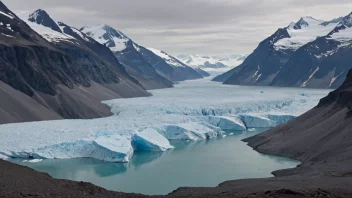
[207,116,246,130]
[155,123,222,140]
[132,128,174,151]
[239,114,278,128]
[266,114,295,125]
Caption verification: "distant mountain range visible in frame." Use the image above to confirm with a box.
[214,13,352,89]
[177,54,247,76]
[81,25,206,86]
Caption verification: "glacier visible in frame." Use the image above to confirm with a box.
[0,79,331,162]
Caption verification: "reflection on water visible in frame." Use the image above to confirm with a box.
[11,129,300,195]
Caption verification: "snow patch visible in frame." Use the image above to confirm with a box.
[0,11,14,19]
[329,71,344,88]
[149,48,185,67]
[301,67,320,87]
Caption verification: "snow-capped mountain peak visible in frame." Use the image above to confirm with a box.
[18,10,78,44]
[293,16,323,29]
[28,9,62,33]
[148,48,186,67]
[81,24,130,52]
[275,15,339,50]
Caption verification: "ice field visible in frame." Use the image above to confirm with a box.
[0,79,331,162]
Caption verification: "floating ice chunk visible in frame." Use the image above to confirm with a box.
[132,128,174,151]
[23,159,43,163]
[229,133,234,136]
[248,128,257,132]
[155,122,222,140]
[222,135,227,138]
[207,116,246,130]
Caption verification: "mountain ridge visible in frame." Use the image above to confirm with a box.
[218,12,352,89]
[0,4,150,124]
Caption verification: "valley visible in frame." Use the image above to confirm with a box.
[1,0,352,197]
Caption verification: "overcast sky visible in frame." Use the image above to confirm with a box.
[3,0,352,56]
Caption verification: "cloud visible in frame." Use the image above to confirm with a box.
[3,0,352,56]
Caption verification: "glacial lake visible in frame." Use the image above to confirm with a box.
[11,129,300,195]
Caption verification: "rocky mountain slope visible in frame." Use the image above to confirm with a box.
[0,3,149,124]
[81,24,175,90]
[245,68,352,170]
[218,13,352,89]
[81,25,203,86]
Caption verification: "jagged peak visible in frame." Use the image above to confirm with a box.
[28,9,62,33]
[29,9,49,21]
[81,24,129,40]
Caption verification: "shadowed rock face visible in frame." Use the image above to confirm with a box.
[244,69,352,175]
[81,24,174,90]
[0,2,149,123]
[216,28,293,85]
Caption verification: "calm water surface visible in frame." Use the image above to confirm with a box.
[12,129,299,195]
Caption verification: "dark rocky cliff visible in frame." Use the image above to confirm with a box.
[0,2,149,123]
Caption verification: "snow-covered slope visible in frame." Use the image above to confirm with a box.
[18,10,80,45]
[81,24,129,52]
[148,48,186,68]
[221,12,352,89]
[177,54,247,75]
[147,48,208,78]
[81,24,174,89]
[81,25,203,82]
[274,16,338,50]
[271,12,352,88]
